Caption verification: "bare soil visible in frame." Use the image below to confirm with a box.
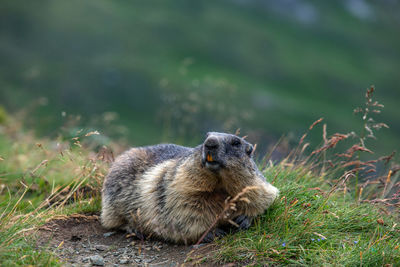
[36,213,224,267]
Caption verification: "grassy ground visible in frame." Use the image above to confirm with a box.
[0,126,107,266]
[0,118,399,266]
[213,165,400,266]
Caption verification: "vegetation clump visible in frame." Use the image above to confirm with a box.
[206,87,400,265]
[0,106,7,125]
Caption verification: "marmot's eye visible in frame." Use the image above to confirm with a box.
[246,145,253,156]
[231,139,241,147]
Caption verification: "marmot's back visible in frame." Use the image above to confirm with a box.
[101,133,279,244]
[102,144,191,198]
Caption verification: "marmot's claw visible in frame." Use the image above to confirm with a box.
[214,227,227,237]
[123,226,146,240]
[123,225,134,234]
[202,233,213,243]
[134,229,146,241]
[234,215,252,230]
[202,227,227,243]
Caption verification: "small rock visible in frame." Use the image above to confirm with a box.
[95,245,109,251]
[82,243,87,248]
[103,232,116,237]
[82,257,89,263]
[89,255,105,266]
[119,258,129,264]
[191,244,205,249]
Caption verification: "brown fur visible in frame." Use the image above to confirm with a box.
[101,133,278,244]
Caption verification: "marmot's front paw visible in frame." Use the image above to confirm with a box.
[234,215,252,230]
[202,227,227,243]
[123,225,146,240]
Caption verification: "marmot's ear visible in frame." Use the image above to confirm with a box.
[246,143,254,157]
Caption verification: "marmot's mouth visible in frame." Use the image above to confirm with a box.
[204,152,222,171]
[205,160,220,169]
[206,153,219,164]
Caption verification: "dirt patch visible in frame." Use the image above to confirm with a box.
[35,213,224,266]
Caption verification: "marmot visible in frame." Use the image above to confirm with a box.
[101,132,278,244]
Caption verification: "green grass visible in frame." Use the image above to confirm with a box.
[0,198,101,266]
[213,165,400,265]
[0,129,106,266]
[1,119,399,266]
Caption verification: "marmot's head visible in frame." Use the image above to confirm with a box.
[201,132,254,172]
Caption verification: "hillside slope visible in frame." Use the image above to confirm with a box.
[1,0,399,151]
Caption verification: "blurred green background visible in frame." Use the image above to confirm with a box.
[1,0,399,155]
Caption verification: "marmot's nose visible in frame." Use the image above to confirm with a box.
[204,137,219,150]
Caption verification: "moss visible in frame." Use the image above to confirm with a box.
[0,106,7,124]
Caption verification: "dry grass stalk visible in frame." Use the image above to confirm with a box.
[299,118,324,146]
[292,87,399,210]
[311,133,348,156]
[381,170,393,199]
[30,159,49,175]
[195,186,259,246]
[309,118,324,131]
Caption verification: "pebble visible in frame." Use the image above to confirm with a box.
[119,258,129,264]
[103,231,116,237]
[89,255,105,266]
[95,245,109,251]
[191,244,205,249]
